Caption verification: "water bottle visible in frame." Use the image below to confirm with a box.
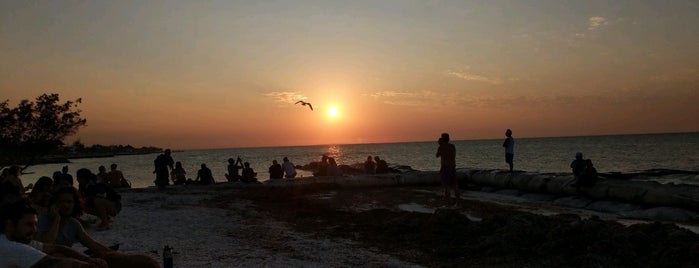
[163,245,173,268]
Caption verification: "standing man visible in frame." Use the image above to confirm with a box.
[436,133,460,208]
[154,149,175,190]
[502,129,515,172]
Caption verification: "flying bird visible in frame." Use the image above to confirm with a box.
[295,100,313,111]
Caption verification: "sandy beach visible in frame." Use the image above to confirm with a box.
[73,171,699,267]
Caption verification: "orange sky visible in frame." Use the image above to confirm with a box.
[2,1,698,149]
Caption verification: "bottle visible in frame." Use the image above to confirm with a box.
[163,245,173,268]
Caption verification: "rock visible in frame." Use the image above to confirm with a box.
[621,207,699,222]
[553,196,594,209]
[585,201,643,213]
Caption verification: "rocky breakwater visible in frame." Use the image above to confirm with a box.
[462,169,699,222]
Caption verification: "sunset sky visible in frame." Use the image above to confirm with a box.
[2,1,698,149]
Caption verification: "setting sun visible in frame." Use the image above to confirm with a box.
[327,106,339,118]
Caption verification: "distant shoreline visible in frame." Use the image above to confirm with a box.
[36,149,163,164]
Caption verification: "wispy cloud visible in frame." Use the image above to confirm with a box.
[364,90,440,106]
[264,91,307,104]
[588,16,608,31]
[445,71,502,85]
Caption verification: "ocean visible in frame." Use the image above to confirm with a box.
[20,132,699,189]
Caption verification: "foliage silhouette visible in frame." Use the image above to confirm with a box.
[0,93,86,168]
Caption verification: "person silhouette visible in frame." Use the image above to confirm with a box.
[153,149,175,190]
[502,129,515,172]
[269,160,284,179]
[436,133,460,208]
[196,163,215,185]
[282,157,297,179]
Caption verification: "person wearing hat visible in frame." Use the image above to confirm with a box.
[436,133,461,208]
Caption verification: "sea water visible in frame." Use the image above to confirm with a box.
[21,132,699,189]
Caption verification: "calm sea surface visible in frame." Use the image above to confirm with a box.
[21,132,699,189]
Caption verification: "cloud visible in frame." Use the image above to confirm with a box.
[588,16,608,31]
[364,90,441,106]
[264,91,307,104]
[445,71,502,85]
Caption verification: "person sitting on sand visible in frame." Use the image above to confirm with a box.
[57,165,75,188]
[195,163,215,185]
[364,156,375,174]
[105,164,129,188]
[35,187,159,267]
[225,157,244,182]
[96,166,108,183]
[28,176,53,215]
[241,162,258,183]
[269,160,284,179]
[282,157,297,179]
[77,169,121,230]
[2,165,26,195]
[1,200,109,268]
[374,156,389,174]
[171,161,187,185]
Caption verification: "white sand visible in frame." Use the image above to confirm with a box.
[78,186,423,267]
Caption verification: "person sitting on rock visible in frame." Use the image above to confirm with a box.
[570,152,587,188]
[364,156,375,174]
[268,160,284,179]
[374,156,389,174]
[327,157,342,176]
[282,157,297,179]
[579,159,599,187]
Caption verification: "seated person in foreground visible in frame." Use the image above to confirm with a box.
[195,163,215,185]
[35,187,158,267]
[0,201,108,268]
[268,160,284,179]
[241,162,258,183]
[28,176,54,215]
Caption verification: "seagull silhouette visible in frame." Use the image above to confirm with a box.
[295,100,313,111]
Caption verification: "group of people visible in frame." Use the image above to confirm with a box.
[268,157,298,179]
[152,149,300,189]
[363,156,390,174]
[0,165,158,267]
[437,129,600,208]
